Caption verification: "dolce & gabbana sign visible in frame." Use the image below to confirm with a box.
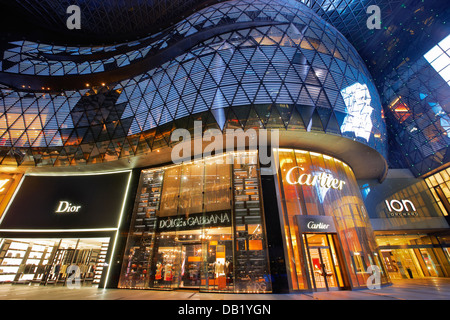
[158,211,231,231]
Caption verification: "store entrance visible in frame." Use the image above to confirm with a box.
[303,233,345,291]
[150,227,234,292]
[179,243,202,289]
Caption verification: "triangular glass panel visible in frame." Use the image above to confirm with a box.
[310,108,324,132]
[265,106,286,129]
[232,105,251,128]
[224,108,243,130]
[296,104,315,130]
[287,107,306,130]
[254,104,272,124]
[326,112,342,135]
[244,106,264,130]
[275,103,294,127]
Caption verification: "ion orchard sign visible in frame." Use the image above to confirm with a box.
[384,199,418,217]
[286,166,346,190]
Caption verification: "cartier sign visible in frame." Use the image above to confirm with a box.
[286,166,345,190]
[296,215,337,233]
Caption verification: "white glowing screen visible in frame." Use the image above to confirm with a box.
[340,82,374,142]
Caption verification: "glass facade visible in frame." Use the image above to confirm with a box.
[0,0,386,168]
[119,151,272,292]
[383,33,450,177]
[425,167,450,217]
[273,148,389,291]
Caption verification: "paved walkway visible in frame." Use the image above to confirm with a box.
[0,278,449,300]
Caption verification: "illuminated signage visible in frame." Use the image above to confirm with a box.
[55,201,82,213]
[385,199,418,217]
[307,221,330,230]
[158,211,231,231]
[296,215,337,233]
[286,166,346,190]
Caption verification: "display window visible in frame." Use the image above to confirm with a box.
[0,237,109,286]
[376,234,450,279]
[0,171,132,289]
[119,151,272,293]
[273,149,389,291]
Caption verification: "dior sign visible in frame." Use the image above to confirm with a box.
[55,201,81,213]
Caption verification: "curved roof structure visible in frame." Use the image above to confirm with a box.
[0,0,449,177]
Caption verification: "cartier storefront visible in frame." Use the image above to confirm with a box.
[273,149,390,292]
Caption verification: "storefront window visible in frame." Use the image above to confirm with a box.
[274,149,389,291]
[376,234,450,279]
[0,238,109,286]
[119,151,272,293]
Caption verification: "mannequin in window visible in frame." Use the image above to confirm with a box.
[214,260,225,277]
[155,262,163,281]
[164,263,173,282]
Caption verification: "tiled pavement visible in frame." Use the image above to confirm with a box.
[0,278,449,300]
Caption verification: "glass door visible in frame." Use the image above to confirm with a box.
[179,244,202,289]
[304,233,343,291]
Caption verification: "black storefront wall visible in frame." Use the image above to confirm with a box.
[260,173,289,294]
[0,171,133,288]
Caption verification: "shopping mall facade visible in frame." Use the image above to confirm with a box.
[0,0,449,293]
